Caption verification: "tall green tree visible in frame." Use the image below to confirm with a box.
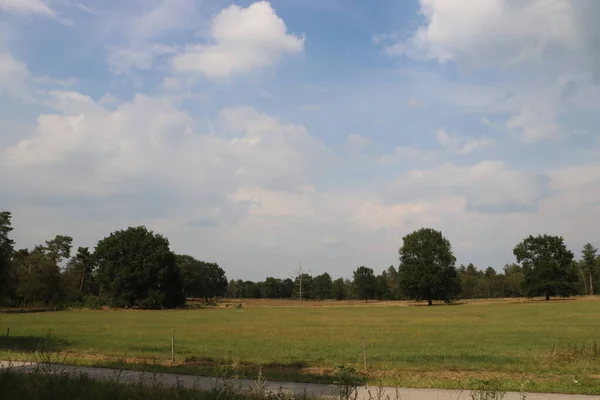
[398,228,461,306]
[352,266,376,302]
[313,273,333,300]
[95,226,185,309]
[45,235,73,264]
[503,263,524,297]
[375,271,393,300]
[15,247,63,305]
[513,234,577,301]
[458,263,481,299]
[176,255,227,301]
[332,277,346,300]
[280,278,294,298]
[581,243,598,295]
[0,212,15,304]
[262,277,282,298]
[386,265,402,299]
[64,247,96,297]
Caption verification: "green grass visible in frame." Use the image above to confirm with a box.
[1,299,600,394]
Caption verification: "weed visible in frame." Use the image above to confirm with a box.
[333,365,367,400]
[468,380,505,400]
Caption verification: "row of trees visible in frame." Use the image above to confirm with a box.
[0,212,227,309]
[1,210,598,308]
[225,229,599,304]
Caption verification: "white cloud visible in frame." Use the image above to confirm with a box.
[0,0,55,16]
[390,161,549,214]
[347,133,371,149]
[506,107,562,142]
[435,129,492,154]
[129,0,198,40]
[0,53,33,101]
[2,93,325,200]
[387,0,579,67]
[172,1,304,78]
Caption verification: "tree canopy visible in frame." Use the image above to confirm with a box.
[398,228,461,305]
[176,255,227,300]
[95,226,185,309]
[352,266,376,302]
[513,234,577,300]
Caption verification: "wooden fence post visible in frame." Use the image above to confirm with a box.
[362,337,367,372]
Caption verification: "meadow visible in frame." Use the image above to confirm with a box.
[1,297,600,395]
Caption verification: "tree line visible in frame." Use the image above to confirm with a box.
[1,211,598,308]
[0,212,226,309]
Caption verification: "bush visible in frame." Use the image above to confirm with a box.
[83,296,104,310]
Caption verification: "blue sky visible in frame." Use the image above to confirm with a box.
[1,0,599,280]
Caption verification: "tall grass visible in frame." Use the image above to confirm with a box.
[0,366,320,400]
[541,341,600,362]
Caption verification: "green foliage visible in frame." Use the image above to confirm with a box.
[44,235,73,264]
[513,234,577,300]
[177,255,227,300]
[398,228,461,305]
[313,273,333,300]
[0,211,15,305]
[95,226,185,309]
[385,266,402,300]
[579,243,598,295]
[333,365,367,400]
[502,264,524,297]
[261,277,283,299]
[352,266,376,302]
[294,273,313,300]
[83,295,104,310]
[332,278,346,300]
[14,248,63,305]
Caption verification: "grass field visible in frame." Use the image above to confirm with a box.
[1,297,600,395]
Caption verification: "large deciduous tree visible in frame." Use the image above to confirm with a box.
[352,266,376,302]
[398,228,461,306]
[332,277,346,300]
[513,234,577,301]
[176,255,227,301]
[313,273,333,300]
[95,226,185,309]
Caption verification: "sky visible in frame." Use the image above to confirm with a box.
[1,0,599,280]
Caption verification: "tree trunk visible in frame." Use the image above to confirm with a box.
[545,293,550,301]
[79,271,85,294]
[580,268,588,295]
[590,273,594,295]
[428,299,432,306]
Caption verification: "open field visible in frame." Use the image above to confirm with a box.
[1,297,600,395]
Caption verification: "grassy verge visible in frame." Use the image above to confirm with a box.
[0,366,322,400]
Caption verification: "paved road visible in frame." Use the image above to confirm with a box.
[1,361,599,400]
